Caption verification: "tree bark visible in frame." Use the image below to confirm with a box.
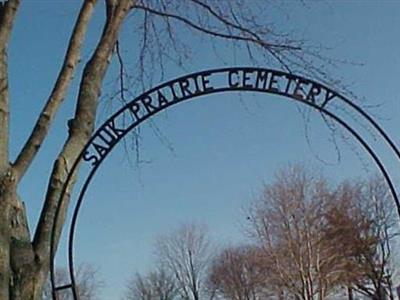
[0,1,24,299]
[13,0,97,181]
[0,0,19,174]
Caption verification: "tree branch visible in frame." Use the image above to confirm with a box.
[0,0,19,174]
[32,0,134,280]
[0,0,19,47]
[12,0,97,181]
[134,4,300,52]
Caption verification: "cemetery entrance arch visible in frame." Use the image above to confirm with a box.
[50,67,400,299]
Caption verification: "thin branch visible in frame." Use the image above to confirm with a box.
[134,4,300,51]
[190,0,297,70]
[115,39,127,102]
[133,2,299,73]
[12,0,97,181]
[189,0,261,40]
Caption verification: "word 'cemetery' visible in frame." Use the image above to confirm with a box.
[83,68,338,166]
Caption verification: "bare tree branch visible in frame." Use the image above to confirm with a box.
[0,0,20,174]
[0,0,19,47]
[134,4,300,52]
[155,223,214,300]
[12,0,97,181]
[42,263,102,300]
[31,0,134,294]
[125,267,177,300]
[208,245,271,300]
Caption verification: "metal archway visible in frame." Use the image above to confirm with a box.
[50,67,400,299]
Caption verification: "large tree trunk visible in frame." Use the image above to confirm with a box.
[0,173,40,300]
[0,1,24,298]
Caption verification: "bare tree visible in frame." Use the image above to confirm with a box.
[316,178,400,300]
[42,264,102,300]
[322,181,378,299]
[125,273,153,300]
[207,245,270,300]
[328,178,399,299]
[124,267,177,300]
[0,0,344,298]
[247,166,341,300]
[247,166,399,300]
[155,223,214,300]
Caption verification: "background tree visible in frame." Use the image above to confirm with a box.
[42,264,102,300]
[322,182,377,299]
[247,166,339,300]
[124,267,177,300]
[0,0,370,299]
[358,177,399,300]
[207,245,270,300]
[121,169,399,300]
[246,166,399,300]
[155,223,214,300]
[325,178,399,299]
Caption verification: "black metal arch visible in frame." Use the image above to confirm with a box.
[50,67,400,299]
